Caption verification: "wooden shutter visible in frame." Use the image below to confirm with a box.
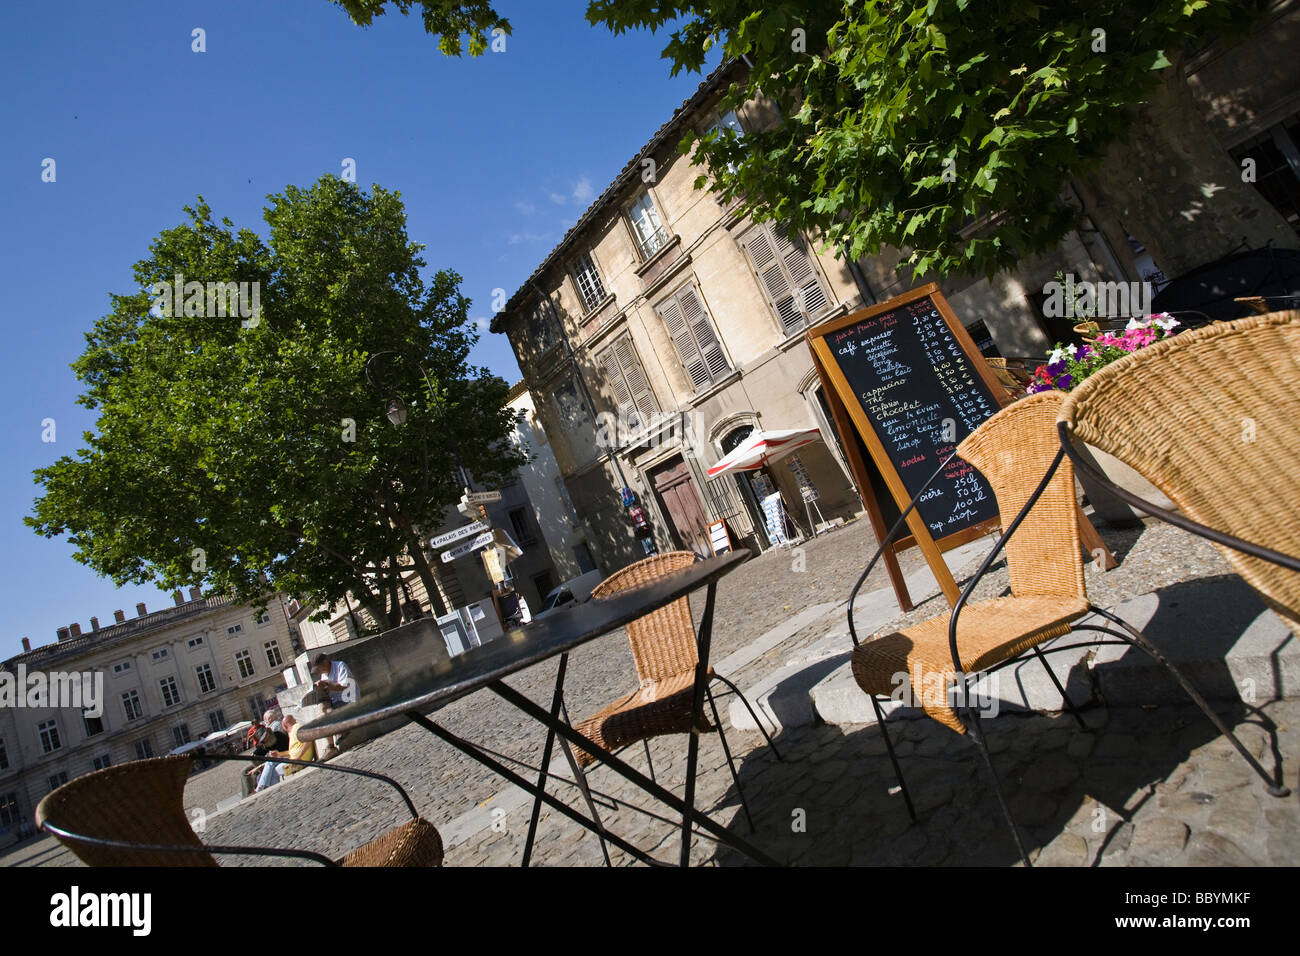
[598,346,635,420]
[614,336,659,421]
[745,226,802,334]
[678,285,730,381]
[660,296,710,389]
[775,227,831,319]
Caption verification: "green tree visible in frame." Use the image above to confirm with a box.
[332,0,1291,280]
[27,176,524,630]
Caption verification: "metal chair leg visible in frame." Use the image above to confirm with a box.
[869,695,916,822]
[714,673,783,761]
[1032,644,1088,731]
[642,739,656,784]
[1088,605,1291,797]
[707,685,756,834]
[963,696,1032,867]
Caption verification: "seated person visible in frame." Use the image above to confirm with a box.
[246,724,290,791]
[253,716,315,792]
[304,654,355,710]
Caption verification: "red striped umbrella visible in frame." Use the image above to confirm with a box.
[706,427,822,478]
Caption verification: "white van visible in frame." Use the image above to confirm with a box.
[535,570,604,619]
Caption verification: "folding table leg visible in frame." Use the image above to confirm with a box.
[680,581,718,867]
[521,653,568,867]
[555,702,612,867]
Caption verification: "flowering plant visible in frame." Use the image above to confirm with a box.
[1026,314,1181,393]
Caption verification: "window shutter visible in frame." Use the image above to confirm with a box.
[776,227,831,320]
[598,346,635,420]
[660,296,710,389]
[614,336,659,423]
[745,227,802,333]
[678,286,730,380]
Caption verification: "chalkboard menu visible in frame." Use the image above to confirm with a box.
[806,283,1010,611]
[821,295,1000,538]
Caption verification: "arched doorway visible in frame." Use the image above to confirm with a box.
[720,424,774,548]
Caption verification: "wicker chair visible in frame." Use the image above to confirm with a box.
[36,753,443,867]
[848,389,1288,867]
[567,551,781,835]
[1059,310,1300,632]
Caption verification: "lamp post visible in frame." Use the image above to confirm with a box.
[364,350,470,492]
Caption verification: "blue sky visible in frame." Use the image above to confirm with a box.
[0,0,718,660]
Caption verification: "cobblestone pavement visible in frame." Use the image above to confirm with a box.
[8,517,1297,867]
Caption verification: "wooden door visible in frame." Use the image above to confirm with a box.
[649,456,712,556]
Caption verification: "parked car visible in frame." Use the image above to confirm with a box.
[534,570,604,619]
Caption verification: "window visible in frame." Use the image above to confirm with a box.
[91,754,112,772]
[172,724,191,749]
[195,663,216,694]
[159,676,182,708]
[122,690,143,721]
[0,738,7,771]
[656,283,730,389]
[47,771,68,792]
[552,376,599,464]
[1230,115,1300,237]
[738,221,832,335]
[134,738,154,760]
[597,335,660,431]
[82,715,104,738]
[554,475,580,525]
[0,793,20,828]
[208,710,227,733]
[235,649,255,679]
[112,660,132,675]
[264,640,283,669]
[572,250,607,311]
[37,720,61,754]
[507,508,537,547]
[187,635,204,650]
[150,647,169,663]
[574,542,597,574]
[257,612,272,626]
[704,109,745,172]
[627,192,668,259]
[227,623,243,637]
[246,694,267,720]
[526,300,558,353]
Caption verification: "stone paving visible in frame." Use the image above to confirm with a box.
[6,516,1298,868]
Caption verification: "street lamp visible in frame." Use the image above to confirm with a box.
[364,350,469,491]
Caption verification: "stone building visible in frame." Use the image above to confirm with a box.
[492,7,1300,572]
[1,591,298,839]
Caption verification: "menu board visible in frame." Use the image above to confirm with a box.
[821,293,1000,538]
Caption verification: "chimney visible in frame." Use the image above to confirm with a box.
[69,622,82,639]
[189,586,202,602]
[136,602,148,618]
[56,626,71,642]
[21,637,31,653]
[90,616,100,631]
[114,609,126,624]
[173,590,185,607]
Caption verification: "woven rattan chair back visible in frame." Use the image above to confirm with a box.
[1059,310,1300,625]
[956,390,1086,600]
[35,755,216,867]
[591,550,700,687]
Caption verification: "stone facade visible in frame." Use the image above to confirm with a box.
[1,594,296,838]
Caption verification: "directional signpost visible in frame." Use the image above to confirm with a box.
[463,490,502,505]
[440,531,496,563]
[427,520,489,550]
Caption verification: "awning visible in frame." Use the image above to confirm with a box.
[706,427,822,478]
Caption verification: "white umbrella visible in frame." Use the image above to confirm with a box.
[706,427,822,478]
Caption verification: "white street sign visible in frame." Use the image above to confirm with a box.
[428,520,489,550]
[462,490,503,505]
[440,531,495,563]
